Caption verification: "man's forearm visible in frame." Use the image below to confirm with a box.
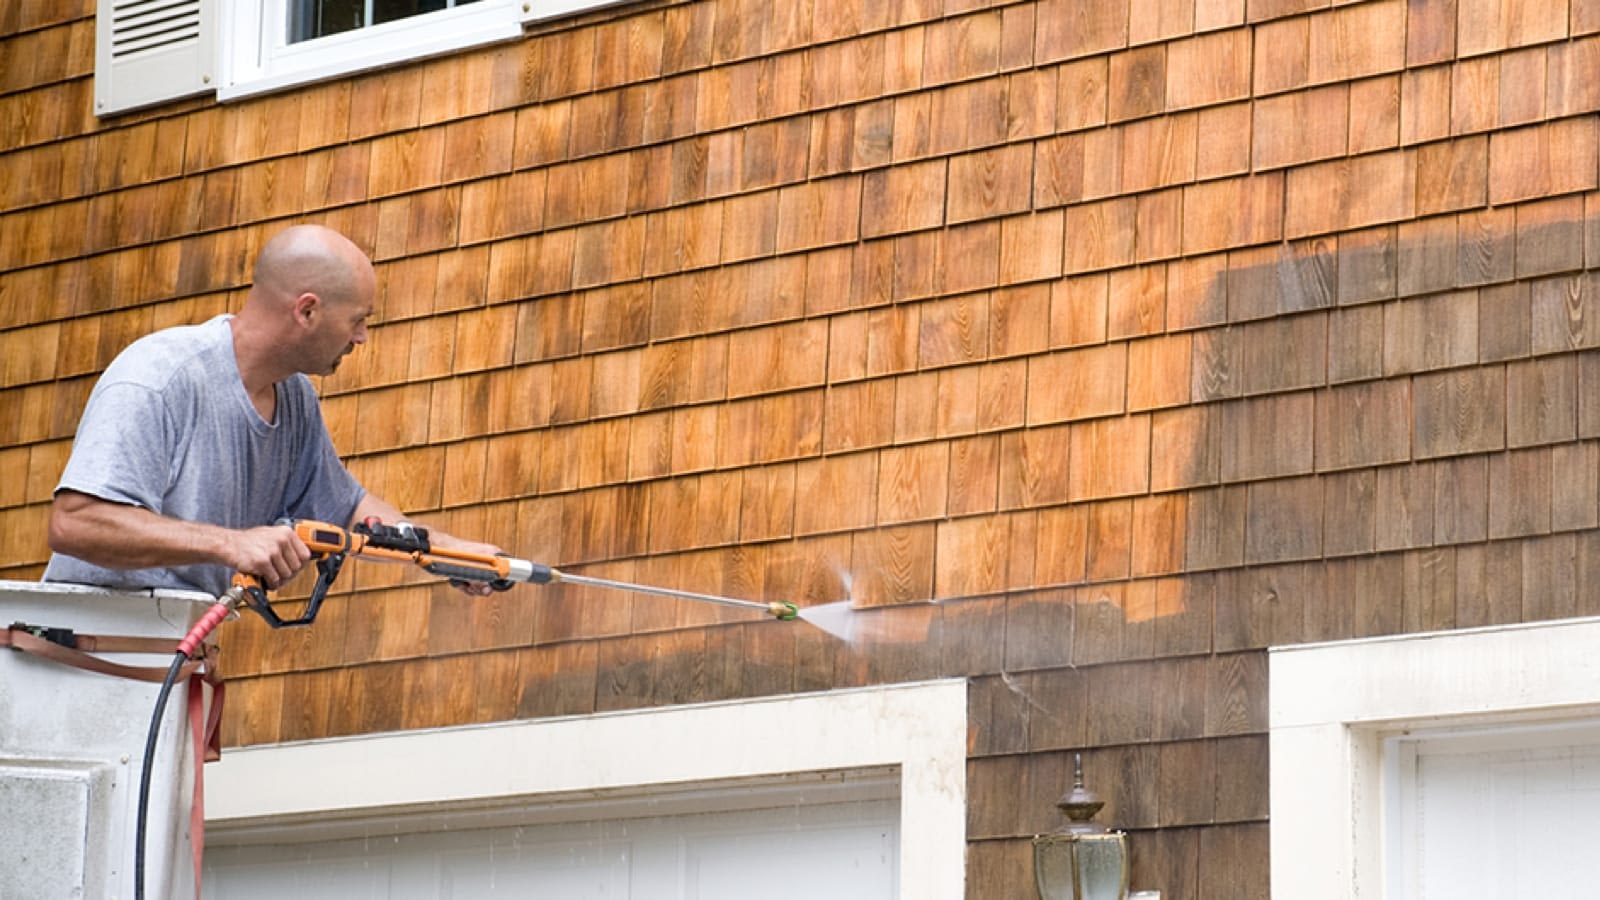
[48,491,233,570]
[49,490,311,587]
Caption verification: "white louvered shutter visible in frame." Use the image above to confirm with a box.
[94,0,216,116]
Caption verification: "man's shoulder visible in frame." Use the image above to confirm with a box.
[102,316,233,388]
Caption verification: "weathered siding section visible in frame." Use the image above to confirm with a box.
[4,0,1600,895]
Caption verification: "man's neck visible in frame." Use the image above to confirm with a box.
[229,315,286,423]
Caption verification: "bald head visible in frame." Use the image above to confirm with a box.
[235,225,377,383]
[252,225,373,310]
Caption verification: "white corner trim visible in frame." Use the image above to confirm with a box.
[207,679,967,900]
[1269,616,1600,900]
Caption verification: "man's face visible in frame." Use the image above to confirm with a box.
[300,260,376,376]
[311,297,371,375]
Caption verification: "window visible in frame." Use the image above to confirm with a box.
[94,0,624,115]
[288,0,486,43]
[1269,618,1600,900]
[216,0,524,103]
[204,681,968,900]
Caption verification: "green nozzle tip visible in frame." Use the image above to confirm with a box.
[772,600,799,621]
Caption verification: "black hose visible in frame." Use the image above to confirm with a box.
[134,651,188,900]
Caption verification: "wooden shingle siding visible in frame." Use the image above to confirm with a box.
[7,0,1600,895]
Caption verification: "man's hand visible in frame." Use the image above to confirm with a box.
[350,493,506,597]
[426,531,505,597]
[227,523,313,589]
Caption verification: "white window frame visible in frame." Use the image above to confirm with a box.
[217,0,523,102]
[205,680,968,900]
[1269,617,1600,900]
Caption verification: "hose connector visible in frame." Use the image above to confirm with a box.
[768,601,799,621]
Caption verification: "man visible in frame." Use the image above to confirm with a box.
[45,224,497,598]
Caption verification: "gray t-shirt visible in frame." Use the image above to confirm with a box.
[43,315,365,596]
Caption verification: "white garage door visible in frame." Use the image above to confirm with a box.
[1390,721,1600,899]
[203,795,898,900]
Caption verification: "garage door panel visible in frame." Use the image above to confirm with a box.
[204,798,896,900]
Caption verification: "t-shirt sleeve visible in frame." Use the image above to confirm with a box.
[55,381,174,512]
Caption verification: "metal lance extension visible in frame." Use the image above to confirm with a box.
[543,569,800,620]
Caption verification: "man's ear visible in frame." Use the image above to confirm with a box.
[292,292,320,326]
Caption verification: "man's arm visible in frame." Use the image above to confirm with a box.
[350,493,503,596]
[48,489,312,588]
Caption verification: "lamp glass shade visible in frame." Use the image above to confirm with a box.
[1033,831,1129,900]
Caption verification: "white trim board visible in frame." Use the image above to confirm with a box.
[207,679,968,900]
[1269,616,1600,900]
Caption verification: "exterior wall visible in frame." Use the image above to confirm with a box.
[3,0,1599,896]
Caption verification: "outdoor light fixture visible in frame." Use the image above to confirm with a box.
[1033,753,1129,900]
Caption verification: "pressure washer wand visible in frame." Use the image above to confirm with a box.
[546,569,797,620]
[236,518,799,627]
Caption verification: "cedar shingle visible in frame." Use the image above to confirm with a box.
[1152,404,1223,491]
[1489,118,1600,206]
[1479,282,1532,362]
[1582,351,1600,438]
[1308,0,1407,84]
[1328,304,1384,383]
[1548,36,1600,117]
[948,434,1001,515]
[1434,455,1490,543]
[1137,188,1185,263]
[1131,0,1195,44]
[878,442,950,523]
[1027,344,1128,424]
[1007,68,1057,141]
[1253,17,1309,95]
[1058,56,1110,131]
[1285,150,1416,239]
[1516,195,1586,277]
[1415,135,1489,216]
[1505,355,1577,447]
[1413,366,1507,458]
[1129,333,1193,410]
[1132,493,1188,576]
[1108,44,1166,121]
[1167,29,1252,109]
[1184,174,1284,253]
[1254,84,1349,170]
[1323,468,1377,556]
[998,424,1073,508]
[1531,271,1600,354]
[1383,291,1479,375]
[1187,485,1248,570]
[1122,114,1197,193]
[1350,75,1401,153]
[1245,475,1322,563]
[793,451,878,534]
[949,144,1033,223]
[1456,206,1516,287]
[923,10,1004,86]
[1488,448,1552,538]
[1401,66,1452,145]
[1222,393,1315,481]
[935,514,1011,599]
[1551,442,1600,531]
[1316,379,1412,470]
[1376,463,1435,551]
[1070,415,1151,500]
[1037,0,1131,61]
